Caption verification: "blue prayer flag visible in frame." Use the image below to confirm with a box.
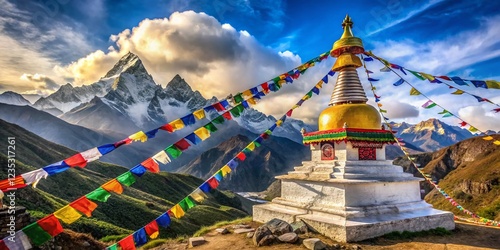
[156,213,171,227]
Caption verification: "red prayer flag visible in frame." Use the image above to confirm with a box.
[38,214,63,236]
[70,196,97,217]
[0,175,25,191]
[64,153,87,168]
[114,138,132,148]
[212,102,225,112]
[222,112,232,120]
[159,124,174,132]
[437,76,451,81]
[493,108,500,113]
[286,109,293,117]
[101,179,123,194]
[459,121,467,127]
[236,152,246,161]
[207,177,219,189]
[144,221,159,236]
[174,138,191,151]
[260,83,269,92]
[141,158,160,173]
[118,235,136,250]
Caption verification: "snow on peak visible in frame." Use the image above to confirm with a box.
[0,91,31,106]
[104,52,144,78]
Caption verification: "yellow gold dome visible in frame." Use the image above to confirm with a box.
[318,103,381,130]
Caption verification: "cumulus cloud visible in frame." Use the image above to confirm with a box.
[458,104,500,132]
[54,11,331,119]
[19,73,60,94]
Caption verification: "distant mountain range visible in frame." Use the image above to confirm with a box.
[0,52,495,192]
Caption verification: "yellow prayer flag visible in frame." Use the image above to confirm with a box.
[190,188,208,203]
[486,80,500,89]
[409,87,421,95]
[193,109,205,120]
[483,136,494,141]
[170,204,185,219]
[493,140,500,145]
[128,131,148,142]
[276,120,283,126]
[221,165,232,177]
[150,231,159,239]
[468,126,478,132]
[194,127,210,141]
[279,75,286,80]
[377,103,383,107]
[419,72,435,81]
[278,80,286,86]
[292,105,299,109]
[54,205,82,224]
[246,142,255,151]
[247,98,257,105]
[316,82,323,88]
[170,119,185,131]
[302,95,310,101]
[242,89,253,97]
[451,89,464,95]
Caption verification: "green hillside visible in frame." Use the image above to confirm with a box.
[0,119,247,242]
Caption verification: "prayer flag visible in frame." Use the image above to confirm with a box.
[174,138,191,151]
[242,89,253,97]
[494,140,500,145]
[419,72,435,81]
[129,131,148,142]
[328,70,335,76]
[22,222,52,246]
[80,147,102,162]
[159,124,174,132]
[468,126,478,132]
[86,187,111,202]
[190,188,208,202]
[260,83,269,92]
[194,127,211,141]
[43,161,70,176]
[212,115,225,124]
[451,76,468,86]
[486,80,500,89]
[70,196,97,217]
[214,170,223,182]
[227,159,238,170]
[380,66,391,72]
[421,100,437,109]
[152,150,171,164]
[145,129,159,139]
[437,75,451,81]
[170,119,186,131]
[286,109,293,117]
[409,87,421,95]
[220,100,230,108]
[246,142,255,151]
[247,97,257,105]
[130,164,147,177]
[236,152,246,161]
[102,179,123,194]
[199,182,212,193]
[38,214,63,236]
[459,121,467,127]
[393,78,404,86]
[483,136,494,141]
[451,89,464,95]
[133,228,148,247]
[234,93,244,103]
[207,177,219,189]
[193,109,206,120]
[230,106,242,118]
[312,87,320,95]
[117,172,136,186]
[408,70,425,80]
[181,196,196,210]
[322,75,328,83]
[368,78,379,81]
[379,109,387,113]
[213,102,226,112]
[186,133,202,145]
[222,112,232,120]
[181,114,196,126]
[97,144,115,155]
[472,95,486,102]
[118,235,135,250]
[64,153,87,168]
[114,138,132,148]
[156,213,171,227]
[221,165,232,177]
[470,80,487,88]
[204,122,218,132]
[363,57,373,61]
[241,101,249,108]
[3,230,32,249]
[170,204,185,219]
[144,221,159,239]
[165,145,182,159]
[21,168,48,188]
[141,158,160,173]
[54,205,82,224]
[250,87,259,94]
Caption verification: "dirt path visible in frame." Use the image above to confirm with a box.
[153,221,500,250]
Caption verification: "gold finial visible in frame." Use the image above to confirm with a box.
[331,14,364,58]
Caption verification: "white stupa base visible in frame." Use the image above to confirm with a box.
[253,158,455,242]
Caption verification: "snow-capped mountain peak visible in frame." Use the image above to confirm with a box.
[104,52,144,78]
[0,91,31,106]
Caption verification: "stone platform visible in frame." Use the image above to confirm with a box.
[253,158,455,242]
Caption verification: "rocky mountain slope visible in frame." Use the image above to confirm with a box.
[0,91,31,106]
[0,119,247,243]
[178,134,310,192]
[394,134,500,221]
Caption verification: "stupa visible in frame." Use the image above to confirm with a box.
[253,15,455,242]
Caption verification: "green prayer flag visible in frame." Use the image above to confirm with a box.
[212,115,225,124]
[86,187,111,202]
[273,76,281,83]
[106,244,118,250]
[254,141,261,147]
[165,145,182,159]
[117,172,136,187]
[178,199,189,212]
[23,222,52,246]
[300,68,308,74]
[265,129,272,135]
[230,107,241,117]
[438,109,448,114]
[408,69,425,80]
[425,103,437,109]
[184,196,196,209]
[234,93,243,104]
[442,112,453,118]
[242,148,252,154]
[306,91,313,98]
[236,104,245,113]
[204,122,218,132]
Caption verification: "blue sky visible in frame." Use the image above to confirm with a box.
[0,0,499,130]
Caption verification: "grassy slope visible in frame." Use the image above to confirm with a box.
[0,119,247,240]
